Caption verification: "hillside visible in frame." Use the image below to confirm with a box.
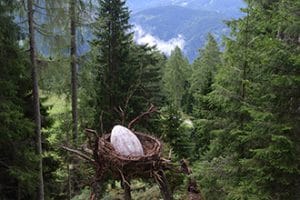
[127,0,245,14]
[130,6,230,61]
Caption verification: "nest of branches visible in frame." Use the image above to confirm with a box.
[63,104,202,200]
[94,131,167,180]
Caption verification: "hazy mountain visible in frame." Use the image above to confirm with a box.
[35,0,245,62]
[127,0,245,14]
[127,0,245,61]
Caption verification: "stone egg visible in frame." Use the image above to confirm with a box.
[110,125,144,157]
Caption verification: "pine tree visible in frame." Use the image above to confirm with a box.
[196,1,300,199]
[161,106,192,159]
[190,34,221,159]
[25,1,96,198]
[162,46,190,109]
[0,1,36,199]
[191,34,221,97]
[90,0,164,133]
[91,0,133,132]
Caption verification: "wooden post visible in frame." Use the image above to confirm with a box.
[188,178,203,200]
[123,179,132,200]
[90,181,102,200]
[155,170,173,200]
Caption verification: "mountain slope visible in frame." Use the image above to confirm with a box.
[130,6,230,61]
[127,0,245,14]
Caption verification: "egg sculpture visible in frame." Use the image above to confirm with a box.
[110,125,144,157]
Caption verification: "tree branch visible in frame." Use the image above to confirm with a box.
[61,146,95,163]
[128,104,158,129]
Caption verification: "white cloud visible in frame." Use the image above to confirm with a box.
[132,25,185,56]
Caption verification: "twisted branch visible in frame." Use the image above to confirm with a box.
[128,104,158,129]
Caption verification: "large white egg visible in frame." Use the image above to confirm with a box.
[110,125,144,157]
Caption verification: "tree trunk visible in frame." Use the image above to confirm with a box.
[70,0,78,145]
[27,0,44,199]
[67,157,72,200]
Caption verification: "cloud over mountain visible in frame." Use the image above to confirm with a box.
[133,25,185,56]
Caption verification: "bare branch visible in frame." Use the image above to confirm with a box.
[85,128,98,136]
[61,146,95,163]
[128,104,158,129]
[114,106,125,125]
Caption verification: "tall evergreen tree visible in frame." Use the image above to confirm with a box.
[196,1,300,199]
[191,34,221,97]
[90,0,164,133]
[190,34,221,159]
[0,1,37,199]
[27,0,45,199]
[162,46,190,109]
[92,0,133,132]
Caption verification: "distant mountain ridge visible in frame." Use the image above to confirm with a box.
[127,0,245,14]
[127,0,245,61]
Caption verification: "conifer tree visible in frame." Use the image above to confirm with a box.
[190,34,221,159]
[91,0,164,133]
[191,34,221,97]
[162,46,190,109]
[0,1,37,199]
[197,1,300,199]
[27,0,45,199]
[91,0,134,132]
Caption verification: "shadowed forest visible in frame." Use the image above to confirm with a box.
[0,0,299,199]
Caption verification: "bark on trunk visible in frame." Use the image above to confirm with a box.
[70,0,78,145]
[27,0,44,199]
[67,157,72,200]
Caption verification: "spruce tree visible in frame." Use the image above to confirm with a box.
[91,0,164,133]
[0,2,36,199]
[196,1,300,199]
[190,34,221,159]
[91,0,135,132]
[162,46,190,109]
[191,34,221,97]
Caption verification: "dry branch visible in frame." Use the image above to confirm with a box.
[61,146,95,163]
[128,104,158,129]
[85,128,98,136]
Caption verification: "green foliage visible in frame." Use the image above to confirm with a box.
[0,3,37,198]
[89,0,164,132]
[191,33,221,96]
[161,106,192,159]
[91,0,133,132]
[193,1,300,199]
[39,58,71,96]
[162,46,190,109]
[189,34,222,160]
[71,187,91,200]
